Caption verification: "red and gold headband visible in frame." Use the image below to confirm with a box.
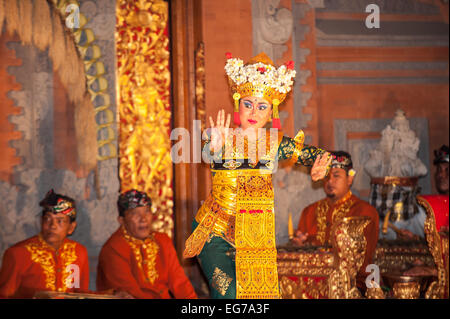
[40,189,77,220]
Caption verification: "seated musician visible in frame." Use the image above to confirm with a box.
[292,151,379,290]
[395,144,449,241]
[0,190,89,298]
[96,189,197,299]
[402,145,449,277]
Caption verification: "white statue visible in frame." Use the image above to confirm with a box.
[365,110,427,177]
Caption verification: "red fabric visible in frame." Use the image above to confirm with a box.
[297,194,379,288]
[272,118,281,129]
[0,235,89,298]
[233,111,241,125]
[97,228,197,299]
[419,195,449,232]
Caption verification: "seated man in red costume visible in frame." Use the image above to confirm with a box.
[403,145,449,279]
[292,151,379,290]
[0,190,89,298]
[97,189,197,299]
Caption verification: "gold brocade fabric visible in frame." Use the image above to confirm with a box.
[316,191,356,245]
[212,267,234,296]
[235,170,280,299]
[24,235,78,291]
[122,227,159,284]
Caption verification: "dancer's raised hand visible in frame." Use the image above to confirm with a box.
[209,109,231,152]
[311,152,332,181]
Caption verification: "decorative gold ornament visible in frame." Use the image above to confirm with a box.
[365,285,386,299]
[116,0,173,237]
[329,216,371,299]
[279,276,328,299]
[418,195,449,299]
[393,282,420,299]
[373,241,434,274]
[277,216,370,299]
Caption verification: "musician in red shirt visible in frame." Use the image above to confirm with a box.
[0,190,89,298]
[293,151,379,291]
[96,189,197,299]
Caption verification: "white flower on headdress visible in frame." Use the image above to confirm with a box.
[225,57,296,94]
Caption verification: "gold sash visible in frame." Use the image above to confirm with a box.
[235,170,280,298]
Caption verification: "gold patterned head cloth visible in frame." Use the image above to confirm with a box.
[224,52,296,129]
[39,189,77,221]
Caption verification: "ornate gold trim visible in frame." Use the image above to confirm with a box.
[417,195,448,299]
[25,240,56,291]
[329,216,371,299]
[122,227,159,284]
[316,191,354,246]
[25,236,80,292]
[277,216,370,299]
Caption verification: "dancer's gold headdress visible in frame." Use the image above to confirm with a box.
[224,52,296,129]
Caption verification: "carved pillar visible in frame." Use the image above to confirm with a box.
[171,0,209,296]
[116,0,173,236]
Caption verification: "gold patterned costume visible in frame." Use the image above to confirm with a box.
[184,128,327,298]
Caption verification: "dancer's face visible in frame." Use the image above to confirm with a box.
[239,96,272,130]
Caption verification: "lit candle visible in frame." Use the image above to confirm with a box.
[288,212,294,239]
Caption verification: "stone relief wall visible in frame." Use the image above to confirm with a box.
[0,0,118,290]
[252,0,326,245]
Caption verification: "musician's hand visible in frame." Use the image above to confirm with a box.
[209,109,231,152]
[291,230,308,246]
[311,152,332,181]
